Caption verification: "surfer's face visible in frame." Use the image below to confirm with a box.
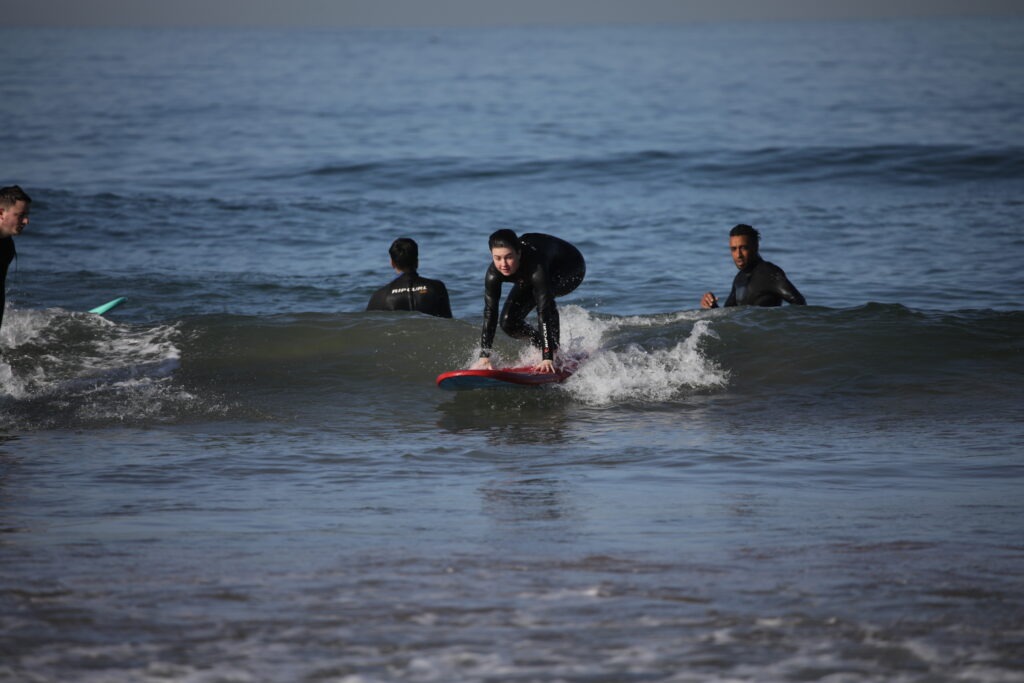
[491,247,520,276]
[0,200,29,238]
[729,235,757,270]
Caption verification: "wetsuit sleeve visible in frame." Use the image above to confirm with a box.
[770,267,806,305]
[765,266,802,305]
[480,266,502,356]
[531,265,559,360]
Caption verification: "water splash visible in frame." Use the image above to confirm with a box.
[504,306,731,405]
[0,305,191,429]
[568,319,728,405]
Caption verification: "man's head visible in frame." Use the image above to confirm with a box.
[389,237,419,272]
[0,185,31,239]
[728,223,760,270]
[488,229,522,277]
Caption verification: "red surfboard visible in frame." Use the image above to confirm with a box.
[436,355,586,391]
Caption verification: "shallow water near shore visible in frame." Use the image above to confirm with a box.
[2,18,1024,682]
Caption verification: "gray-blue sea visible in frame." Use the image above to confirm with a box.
[2,18,1024,682]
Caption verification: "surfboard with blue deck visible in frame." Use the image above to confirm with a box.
[436,354,586,391]
[88,297,127,315]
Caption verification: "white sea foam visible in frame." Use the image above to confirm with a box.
[460,305,728,404]
[0,306,190,425]
[2,307,179,391]
[557,305,729,405]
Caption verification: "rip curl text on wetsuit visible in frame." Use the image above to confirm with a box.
[366,271,453,318]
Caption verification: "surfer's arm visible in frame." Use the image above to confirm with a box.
[775,272,806,305]
[533,267,559,360]
[479,267,502,356]
[759,263,805,306]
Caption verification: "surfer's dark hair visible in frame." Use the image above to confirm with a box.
[389,237,418,271]
[488,229,521,252]
[0,185,31,207]
[729,223,760,247]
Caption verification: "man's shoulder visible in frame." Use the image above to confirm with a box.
[754,258,787,275]
[414,273,448,289]
[371,278,398,296]
[366,283,393,311]
[367,275,406,308]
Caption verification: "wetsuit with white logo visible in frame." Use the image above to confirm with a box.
[366,271,453,318]
[721,256,805,307]
[480,233,585,361]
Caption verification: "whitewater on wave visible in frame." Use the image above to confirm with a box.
[3,301,1019,428]
[0,305,194,429]
[493,306,729,406]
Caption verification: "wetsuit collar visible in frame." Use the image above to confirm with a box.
[740,255,763,273]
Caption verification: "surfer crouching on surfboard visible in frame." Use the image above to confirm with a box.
[472,229,585,374]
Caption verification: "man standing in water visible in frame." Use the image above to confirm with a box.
[472,229,585,374]
[0,186,31,336]
[366,237,453,318]
[701,224,806,309]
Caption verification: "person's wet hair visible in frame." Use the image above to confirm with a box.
[0,185,31,208]
[488,229,521,252]
[389,237,419,271]
[729,223,760,247]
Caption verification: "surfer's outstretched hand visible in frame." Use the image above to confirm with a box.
[471,357,493,370]
[534,359,555,374]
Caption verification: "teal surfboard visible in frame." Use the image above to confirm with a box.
[88,297,127,315]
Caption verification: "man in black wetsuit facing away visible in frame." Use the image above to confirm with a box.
[471,229,585,374]
[0,186,31,337]
[701,224,805,309]
[366,237,452,318]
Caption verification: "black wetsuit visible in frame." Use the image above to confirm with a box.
[0,237,14,333]
[366,271,453,319]
[718,256,805,307]
[481,233,585,361]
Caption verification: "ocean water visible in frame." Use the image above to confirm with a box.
[2,18,1024,683]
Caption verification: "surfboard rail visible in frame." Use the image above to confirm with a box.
[436,354,586,391]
